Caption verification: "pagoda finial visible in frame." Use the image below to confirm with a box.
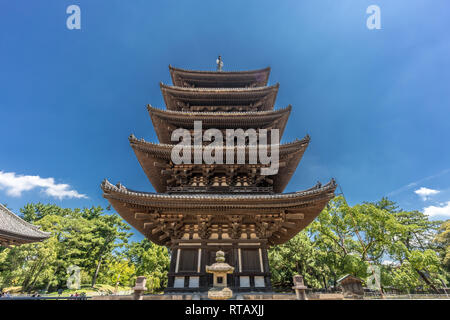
[216,55,223,71]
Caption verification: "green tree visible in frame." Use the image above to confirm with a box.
[126,239,170,293]
[1,203,132,292]
[434,220,450,272]
[0,237,58,292]
[269,230,318,288]
[97,258,136,288]
[268,196,448,293]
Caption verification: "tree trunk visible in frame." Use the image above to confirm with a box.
[91,255,103,287]
[416,269,439,294]
[45,279,52,293]
[29,258,46,292]
[22,259,40,292]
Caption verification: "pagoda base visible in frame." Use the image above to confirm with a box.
[165,239,272,293]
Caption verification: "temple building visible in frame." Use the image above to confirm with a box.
[101,62,336,293]
[0,204,50,247]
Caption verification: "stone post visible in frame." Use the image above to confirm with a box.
[292,275,308,300]
[133,276,147,300]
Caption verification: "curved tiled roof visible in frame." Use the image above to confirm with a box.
[101,178,336,201]
[147,104,291,118]
[147,104,292,144]
[0,204,50,246]
[101,179,336,246]
[128,133,309,155]
[128,135,310,193]
[160,83,279,112]
[169,65,271,75]
[169,65,271,88]
[160,82,279,93]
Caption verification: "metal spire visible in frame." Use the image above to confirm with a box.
[216,55,223,71]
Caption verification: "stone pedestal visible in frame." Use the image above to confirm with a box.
[132,276,147,300]
[292,275,308,300]
[206,251,234,300]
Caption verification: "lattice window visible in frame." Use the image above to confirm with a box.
[179,249,198,272]
[241,249,260,272]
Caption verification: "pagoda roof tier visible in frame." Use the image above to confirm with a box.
[0,204,51,247]
[101,179,337,246]
[147,104,291,144]
[128,135,310,193]
[169,65,271,88]
[160,83,279,112]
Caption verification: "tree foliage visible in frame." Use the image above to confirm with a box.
[125,239,170,293]
[0,203,164,292]
[0,198,447,294]
[269,196,448,293]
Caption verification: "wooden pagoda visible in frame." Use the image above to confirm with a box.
[101,64,336,293]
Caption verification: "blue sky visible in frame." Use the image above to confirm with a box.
[1,1,449,241]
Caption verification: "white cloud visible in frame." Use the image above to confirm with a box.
[0,171,87,200]
[423,201,450,218]
[414,187,440,201]
[387,168,450,196]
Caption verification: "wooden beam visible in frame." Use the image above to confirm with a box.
[272,233,281,239]
[152,226,163,234]
[159,234,170,241]
[144,222,156,229]
[153,162,167,168]
[286,213,304,220]
[282,222,297,228]
[135,212,152,220]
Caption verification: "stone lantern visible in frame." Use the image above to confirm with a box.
[206,251,234,299]
[133,276,147,300]
[292,275,308,300]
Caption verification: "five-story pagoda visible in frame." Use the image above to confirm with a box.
[101,59,336,293]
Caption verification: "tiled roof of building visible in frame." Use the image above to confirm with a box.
[101,178,336,201]
[147,104,292,144]
[160,83,279,112]
[169,65,271,88]
[0,203,50,246]
[101,179,337,246]
[128,135,310,193]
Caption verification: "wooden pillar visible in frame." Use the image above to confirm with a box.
[200,242,208,289]
[167,246,177,289]
[263,245,272,289]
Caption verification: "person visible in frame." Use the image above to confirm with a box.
[58,288,63,296]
